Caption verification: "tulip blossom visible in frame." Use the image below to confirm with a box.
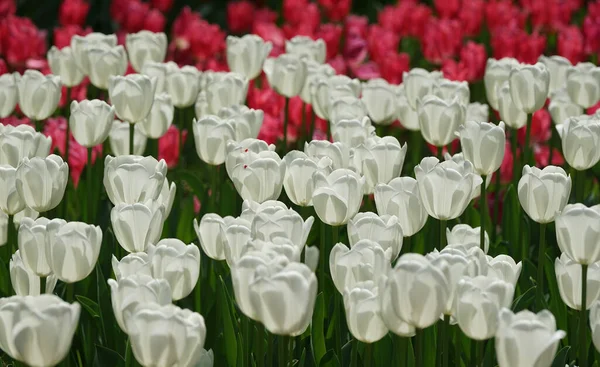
[103,155,167,205]
[555,203,600,265]
[347,213,403,261]
[312,168,365,226]
[312,75,361,120]
[286,36,326,64]
[518,165,571,224]
[344,281,389,343]
[0,73,18,118]
[86,45,128,90]
[137,93,174,139]
[15,155,69,213]
[111,253,152,280]
[229,149,285,203]
[111,201,165,253]
[565,62,600,108]
[226,34,272,80]
[282,150,332,206]
[555,253,600,310]
[508,62,550,113]
[69,99,115,147]
[556,115,600,170]
[148,239,201,301]
[17,70,62,121]
[352,136,407,193]
[9,251,57,296]
[263,54,307,98]
[457,121,506,176]
[108,74,155,123]
[125,30,167,72]
[47,46,85,87]
[484,58,519,111]
[108,120,147,156]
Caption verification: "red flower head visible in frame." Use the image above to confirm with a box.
[123,0,151,33]
[518,109,551,145]
[227,1,255,34]
[458,0,485,37]
[441,60,471,82]
[459,41,487,81]
[367,25,400,64]
[315,23,342,60]
[378,52,410,85]
[59,0,90,27]
[0,116,31,128]
[150,0,173,13]
[318,0,352,22]
[485,0,526,33]
[422,19,462,64]
[534,145,564,167]
[0,0,15,17]
[53,25,92,49]
[328,55,347,75]
[343,34,368,68]
[0,16,47,69]
[171,7,226,64]
[0,58,7,75]
[434,0,460,18]
[517,32,546,65]
[258,113,283,145]
[283,0,309,26]
[159,125,188,169]
[144,8,166,32]
[351,61,381,81]
[254,8,278,24]
[247,85,285,117]
[252,22,285,57]
[558,25,585,64]
[345,15,368,39]
[499,141,514,183]
[407,4,433,39]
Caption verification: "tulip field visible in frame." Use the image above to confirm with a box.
[3,0,600,366]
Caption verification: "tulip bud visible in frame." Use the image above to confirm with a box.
[17,70,62,121]
[555,203,600,265]
[353,136,407,193]
[111,201,165,253]
[443,152,489,201]
[192,115,236,165]
[263,54,307,98]
[312,168,365,226]
[282,150,332,206]
[137,93,174,139]
[220,216,253,267]
[518,165,571,223]
[347,213,403,261]
[218,105,263,141]
[415,157,482,220]
[0,73,18,118]
[141,61,169,95]
[249,262,317,335]
[556,115,600,170]
[508,62,550,113]
[164,64,201,108]
[231,249,289,320]
[495,309,566,367]
[157,178,176,219]
[458,121,506,176]
[148,238,201,301]
[565,62,600,108]
[417,95,466,147]
[446,224,489,253]
[10,250,57,296]
[70,32,118,75]
[329,241,389,294]
[47,46,84,87]
[194,214,228,261]
[380,253,449,329]
[241,238,301,264]
[487,254,522,286]
[590,300,600,352]
[466,102,489,123]
[250,203,314,252]
[108,274,172,333]
[396,85,420,131]
[332,117,375,148]
[435,79,471,107]
[86,45,128,90]
[0,294,80,367]
[103,155,167,205]
[69,99,115,147]
[0,125,52,168]
[226,35,273,80]
[108,74,156,123]
[300,60,335,104]
[18,217,64,277]
[548,89,583,126]
[403,68,443,110]
[344,281,389,343]
[205,72,249,113]
[304,140,351,170]
[374,177,428,237]
[108,120,147,155]
[15,155,68,212]
[0,165,25,215]
[497,81,528,129]
[455,275,515,340]
[125,31,167,72]
[286,36,327,64]
[329,96,367,125]
[229,149,285,203]
[361,78,398,125]
[555,253,600,310]
[225,139,276,178]
[538,55,572,95]
[127,303,206,367]
[312,75,361,120]
[111,253,152,280]
[484,58,519,111]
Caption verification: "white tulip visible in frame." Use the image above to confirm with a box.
[417,95,466,147]
[47,46,84,87]
[403,68,443,110]
[487,254,522,286]
[538,55,572,95]
[312,168,365,226]
[226,34,272,80]
[204,72,249,113]
[229,149,285,203]
[125,31,167,72]
[103,155,167,205]
[108,74,156,123]
[108,120,147,156]
[508,62,550,113]
[329,240,389,294]
[10,250,57,296]
[69,99,115,147]
[137,93,174,139]
[548,89,583,126]
[164,64,202,108]
[218,105,263,141]
[192,115,236,165]
[518,165,571,223]
[111,253,152,280]
[332,117,376,148]
[282,150,332,206]
[396,85,420,131]
[263,54,307,98]
[374,177,428,237]
[86,44,128,89]
[344,281,389,343]
[497,81,527,129]
[484,57,519,111]
[556,115,600,170]
[361,78,398,125]
[458,121,506,176]
[286,36,326,63]
[0,73,18,118]
[565,62,600,108]
[15,155,69,212]
[312,75,361,120]
[446,224,489,254]
[435,79,470,107]
[300,60,335,104]
[352,136,407,193]
[555,253,600,310]
[111,201,165,253]
[0,165,25,215]
[304,140,350,170]
[225,139,276,178]
[329,96,367,125]
[17,70,61,121]
[347,212,403,261]
[70,32,117,74]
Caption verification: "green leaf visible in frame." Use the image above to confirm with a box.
[75,295,100,318]
[218,276,238,367]
[551,346,570,367]
[311,293,327,365]
[545,253,569,345]
[319,350,341,367]
[512,286,536,312]
[93,345,123,367]
[298,348,306,367]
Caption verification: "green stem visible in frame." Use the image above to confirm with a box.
[580,263,589,367]
[283,97,289,148]
[210,165,219,213]
[454,326,462,367]
[65,87,72,161]
[7,214,14,257]
[40,276,46,295]
[396,335,407,365]
[524,113,533,165]
[33,120,41,132]
[439,219,447,250]
[66,282,74,303]
[129,122,135,155]
[536,223,547,309]
[319,221,326,292]
[415,328,423,367]
[548,124,555,166]
[437,145,444,160]
[511,128,519,182]
[402,236,411,256]
[493,172,500,245]
[256,323,265,367]
[266,332,273,367]
[442,315,450,367]
[194,253,202,313]
[243,317,250,367]
[480,175,487,251]
[577,169,585,204]
[125,337,134,367]
[87,147,93,223]
[327,120,332,141]
[279,335,289,367]
[364,342,372,367]
[301,100,306,145]
[351,339,358,367]
[470,339,476,367]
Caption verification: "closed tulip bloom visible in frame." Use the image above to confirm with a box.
[495,309,566,367]
[194,214,228,261]
[226,35,272,80]
[157,179,176,218]
[111,201,165,253]
[141,61,169,95]
[380,253,449,329]
[332,117,376,148]
[286,36,327,63]
[205,72,249,113]
[111,253,152,280]
[329,96,367,125]
[304,140,350,170]
[555,203,600,264]
[230,150,285,203]
[225,139,276,178]
[250,204,314,252]
[148,239,200,300]
[312,75,361,120]
[590,301,600,352]
[347,213,403,261]
[487,254,523,286]
[0,125,51,167]
[47,46,84,87]
[45,221,102,283]
[518,165,571,223]
[137,93,174,139]
[374,177,428,237]
[361,78,398,125]
[241,238,301,265]
[108,74,156,123]
[103,155,167,205]
[435,79,471,107]
[556,115,600,170]
[18,218,64,277]
[312,168,365,226]
[282,150,332,206]
[396,85,420,131]
[447,224,490,254]
[192,116,236,165]
[455,275,515,340]
[555,253,600,310]
[127,303,206,367]
[249,261,317,335]
[0,73,18,118]
[484,58,519,111]
[239,200,287,223]
[108,120,147,155]
[164,64,201,108]
[329,240,389,294]
[10,251,57,296]
[69,99,115,147]
[0,165,25,215]
[458,121,506,176]
[466,102,489,123]
[70,32,117,74]
[17,70,62,121]
[263,54,307,98]
[539,55,572,95]
[0,294,80,367]
[403,68,443,110]
[108,274,172,333]
[218,105,264,141]
[415,157,483,220]
[126,31,167,72]
[300,60,335,104]
[15,155,68,212]
[417,95,466,147]
[497,81,528,129]
[86,45,128,90]
[565,62,600,108]
[344,281,389,343]
[220,217,253,267]
[509,62,550,113]
[444,152,489,201]
[353,136,407,193]
[548,89,583,125]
